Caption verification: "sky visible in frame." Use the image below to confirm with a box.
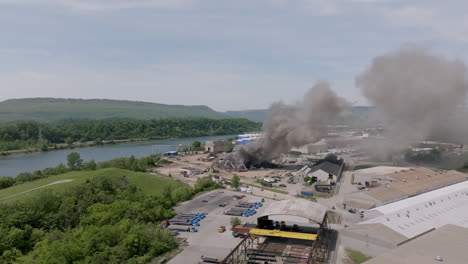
[1,0,468,111]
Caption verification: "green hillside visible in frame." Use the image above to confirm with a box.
[0,168,185,203]
[0,98,228,123]
[225,109,268,122]
[226,106,375,126]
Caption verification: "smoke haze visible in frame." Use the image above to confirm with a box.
[357,46,468,154]
[236,81,349,165]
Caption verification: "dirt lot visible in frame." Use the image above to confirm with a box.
[154,153,291,187]
[168,189,274,264]
[154,154,213,185]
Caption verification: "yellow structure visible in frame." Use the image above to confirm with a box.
[249,228,317,240]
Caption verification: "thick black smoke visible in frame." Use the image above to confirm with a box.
[235,81,349,166]
[357,46,468,154]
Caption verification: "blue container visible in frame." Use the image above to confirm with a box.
[300,191,314,197]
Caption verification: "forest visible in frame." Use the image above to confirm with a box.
[0,118,261,151]
[0,169,222,263]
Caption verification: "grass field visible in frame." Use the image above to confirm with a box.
[345,248,372,264]
[0,168,186,203]
[354,164,397,170]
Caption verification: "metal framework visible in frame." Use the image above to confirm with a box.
[221,213,334,264]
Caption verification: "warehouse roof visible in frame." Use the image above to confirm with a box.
[361,180,468,239]
[363,225,468,264]
[350,168,467,205]
[260,199,328,224]
[309,161,342,176]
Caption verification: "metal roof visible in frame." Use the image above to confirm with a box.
[309,161,341,176]
[260,199,328,224]
[361,180,468,239]
[363,225,468,264]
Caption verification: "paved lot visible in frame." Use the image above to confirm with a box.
[168,189,273,264]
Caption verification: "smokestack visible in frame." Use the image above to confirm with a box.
[356,46,468,154]
[235,81,349,166]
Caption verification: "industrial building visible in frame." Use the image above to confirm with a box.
[361,180,468,240]
[341,179,468,259]
[221,199,337,264]
[345,167,468,208]
[204,140,232,153]
[307,161,344,183]
[293,160,344,185]
[362,225,468,264]
[235,133,262,145]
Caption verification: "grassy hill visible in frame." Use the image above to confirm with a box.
[0,168,185,203]
[0,98,228,123]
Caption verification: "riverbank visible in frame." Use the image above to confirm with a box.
[0,134,236,176]
[0,137,177,159]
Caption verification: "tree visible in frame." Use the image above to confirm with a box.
[230,217,241,226]
[67,152,83,170]
[83,160,97,171]
[191,140,203,151]
[231,175,240,189]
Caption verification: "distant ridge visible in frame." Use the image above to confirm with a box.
[225,106,375,124]
[0,98,228,123]
[224,109,268,122]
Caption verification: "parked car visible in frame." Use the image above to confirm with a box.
[219,202,228,207]
[202,200,208,203]
[357,186,366,190]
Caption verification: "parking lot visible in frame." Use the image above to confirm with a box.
[168,189,273,264]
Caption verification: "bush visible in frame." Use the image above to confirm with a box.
[194,176,223,193]
[230,217,242,226]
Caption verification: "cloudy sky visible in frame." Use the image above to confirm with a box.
[1,0,467,111]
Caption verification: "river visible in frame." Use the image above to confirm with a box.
[0,135,234,177]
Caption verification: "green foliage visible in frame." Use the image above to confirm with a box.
[67,152,83,170]
[0,154,169,191]
[0,98,229,123]
[288,151,303,156]
[0,173,194,263]
[230,217,242,226]
[194,176,223,193]
[225,109,267,122]
[0,118,261,151]
[230,175,240,189]
[354,164,396,170]
[191,140,203,151]
[97,154,161,172]
[83,160,97,171]
[40,145,48,152]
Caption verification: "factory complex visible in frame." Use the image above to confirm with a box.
[151,130,468,264]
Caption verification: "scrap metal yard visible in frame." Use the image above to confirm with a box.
[152,131,468,264]
[168,190,274,264]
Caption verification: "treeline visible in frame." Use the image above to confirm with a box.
[0,153,168,190]
[0,118,261,151]
[0,174,222,263]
